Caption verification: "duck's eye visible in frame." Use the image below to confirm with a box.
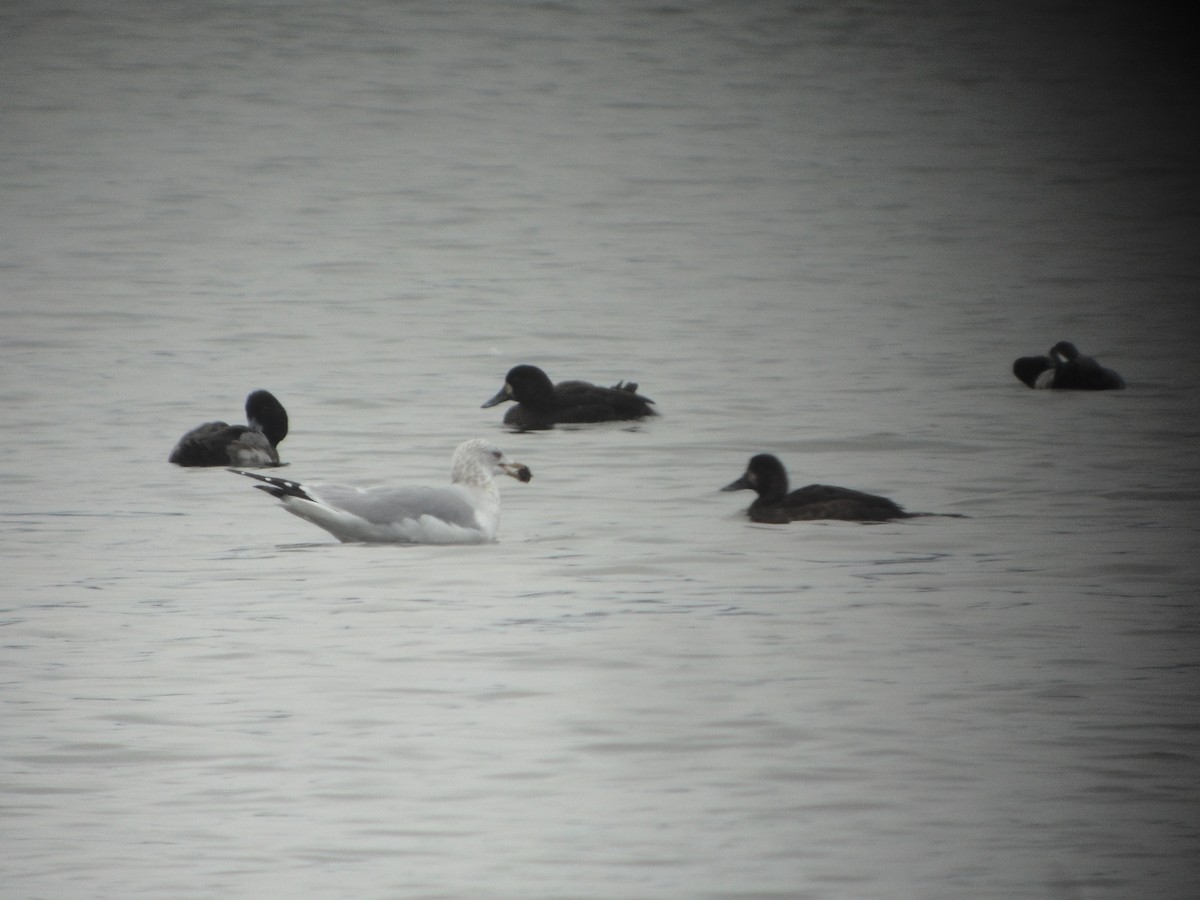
[493,450,502,459]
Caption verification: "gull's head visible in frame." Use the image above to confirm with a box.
[452,439,532,485]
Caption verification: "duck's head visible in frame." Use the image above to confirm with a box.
[722,453,789,499]
[1050,341,1080,362]
[245,389,289,447]
[482,365,554,409]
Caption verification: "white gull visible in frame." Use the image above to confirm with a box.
[232,439,532,544]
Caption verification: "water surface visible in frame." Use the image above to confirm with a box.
[3,2,1198,898]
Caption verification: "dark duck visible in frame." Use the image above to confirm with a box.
[168,389,289,467]
[482,364,656,429]
[1012,341,1125,390]
[722,454,914,523]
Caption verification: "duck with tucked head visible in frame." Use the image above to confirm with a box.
[169,389,289,467]
[722,454,915,523]
[482,364,656,430]
[1012,341,1125,390]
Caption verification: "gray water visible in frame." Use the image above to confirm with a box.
[3,2,1199,898]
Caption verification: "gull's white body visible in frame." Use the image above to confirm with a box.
[234,439,530,544]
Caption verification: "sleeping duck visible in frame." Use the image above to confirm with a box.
[1012,341,1125,390]
[169,389,289,467]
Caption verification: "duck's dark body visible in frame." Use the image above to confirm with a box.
[1012,354,1056,389]
[169,389,289,467]
[1012,342,1125,390]
[722,454,911,523]
[483,365,656,429]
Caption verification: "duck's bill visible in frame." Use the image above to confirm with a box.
[721,475,751,492]
[481,385,510,408]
